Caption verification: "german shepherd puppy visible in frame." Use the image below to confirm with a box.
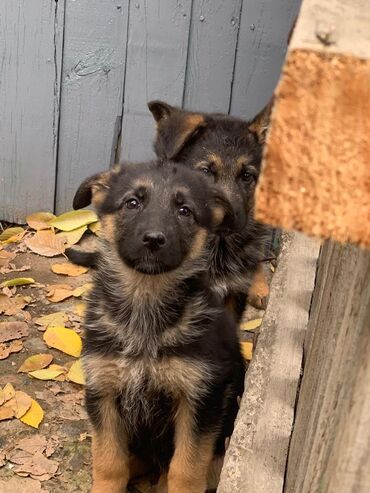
[74,161,245,493]
[67,102,271,317]
[147,100,271,315]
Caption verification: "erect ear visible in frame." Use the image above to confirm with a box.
[73,170,112,210]
[148,100,206,160]
[248,99,274,144]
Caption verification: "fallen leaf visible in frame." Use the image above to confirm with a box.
[240,318,263,331]
[46,286,74,303]
[0,294,28,315]
[26,211,56,231]
[73,283,92,298]
[25,230,66,257]
[0,406,14,421]
[0,277,35,288]
[1,263,31,274]
[67,359,85,385]
[0,321,29,342]
[29,368,65,381]
[5,391,32,418]
[18,354,54,373]
[43,326,82,357]
[270,263,275,272]
[13,436,47,456]
[0,388,4,405]
[19,399,44,429]
[0,340,23,360]
[56,225,87,246]
[49,209,98,231]
[3,230,26,244]
[0,227,24,242]
[88,221,101,235]
[34,311,69,329]
[74,302,86,317]
[51,262,88,277]
[0,249,16,268]
[240,341,253,361]
[3,383,16,401]
[0,478,45,493]
[13,450,58,479]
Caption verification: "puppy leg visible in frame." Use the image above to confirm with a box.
[167,400,215,493]
[91,397,129,493]
[248,262,269,309]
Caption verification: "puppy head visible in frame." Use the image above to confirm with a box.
[148,100,272,233]
[73,161,231,275]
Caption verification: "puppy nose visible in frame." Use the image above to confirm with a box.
[142,231,166,250]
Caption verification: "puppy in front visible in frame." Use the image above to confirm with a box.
[74,161,245,493]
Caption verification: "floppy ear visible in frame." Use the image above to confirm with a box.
[248,99,273,144]
[73,171,111,210]
[148,100,206,160]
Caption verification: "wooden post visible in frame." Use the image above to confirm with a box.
[255,0,370,248]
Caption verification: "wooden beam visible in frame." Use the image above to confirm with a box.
[255,0,370,247]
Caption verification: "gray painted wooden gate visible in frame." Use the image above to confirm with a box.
[0,0,300,222]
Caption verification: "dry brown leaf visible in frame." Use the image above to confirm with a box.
[0,388,4,405]
[26,211,56,231]
[3,230,26,244]
[0,478,45,493]
[43,326,82,357]
[3,383,16,401]
[0,340,23,360]
[5,390,32,418]
[1,263,31,274]
[0,321,29,342]
[25,230,66,257]
[46,284,74,303]
[12,450,59,479]
[14,436,48,455]
[0,293,28,315]
[0,406,15,421]
[51,262,88,277]
[18,354,53,373]
[0,249,16,268]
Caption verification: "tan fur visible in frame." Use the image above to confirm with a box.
[171,115,205,159]
[212,206,225,226]
[91,398,129,493]
[100,214,116,243]
[167,398,215,493]
[188,228,207,260]
[206,152,223,172]
[132,178,154,190]
[236,154,253,173]
[248,263,269,309]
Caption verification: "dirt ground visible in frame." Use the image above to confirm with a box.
[0,226,271,493]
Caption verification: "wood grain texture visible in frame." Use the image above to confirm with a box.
[230,0,301,119]
[256,0,370,247]
[0,0,64,223]
[55,0,129,214]
[183,0,242,113]
[218,233,320,493]
[285,241,370,493]
[119,0,192,162]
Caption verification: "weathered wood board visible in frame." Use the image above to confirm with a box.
[55,0,129,213]
[0,0,64,222]
[119,0,192,162]
[218,233,320,493]
[285,241,370,493]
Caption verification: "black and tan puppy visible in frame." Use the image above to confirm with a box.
[148,100,272,316]
[75,161,245,493]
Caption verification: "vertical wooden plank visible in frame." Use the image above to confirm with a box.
[119,0,192,162]
[183,0,242,113]
[230,0,301,119]
[0,0,64,223]
[55,0,129,214]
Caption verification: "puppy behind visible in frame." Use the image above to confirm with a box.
[76,161,245,493]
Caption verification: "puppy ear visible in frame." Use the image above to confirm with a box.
[148,100,206,159]
[73,171,111,210]
[248,99,273,144]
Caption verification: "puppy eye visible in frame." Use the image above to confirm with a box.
[178,206,192,217]
[126,198,140,209]
[241,170,255,182]
[200,167,211,175]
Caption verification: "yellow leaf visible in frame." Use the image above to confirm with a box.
[49,210,98,232]
[270,263,275,273]
[18,354,54,373]
[43,326,82,357]
[2,230,26,244]
[29,368,65,381]
[73,283,92,298]
[240,318,263,331]
[19,398,44,428]
[0,227,24,242]
[74,302,86,317]
[240,341,253,361]
[88,221,101,236]
[25,230,66,257]
[51,262,88,277]
[0,388,4,405]
[3,383,16,401]
[34,311,69,329]
[0,277,35,288]
[67,359,85,385]
[26,211,56,230]
[56,225,87,246]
